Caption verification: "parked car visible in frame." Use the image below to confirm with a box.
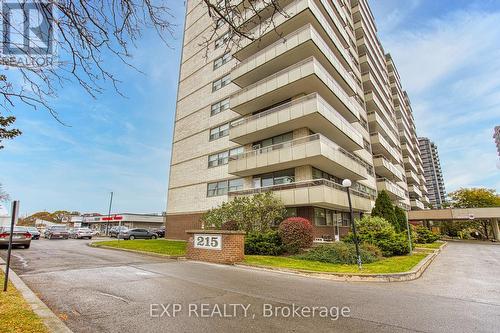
[119,228,158,240]
[26,227,41,240]
[44,225,69,239]
[153,226,165,238]
[0,226,32,249]
[69,227,93,239]
[109,226,129,238]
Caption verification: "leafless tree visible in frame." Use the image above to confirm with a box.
[0,0,288,143]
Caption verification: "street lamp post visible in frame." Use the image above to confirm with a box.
[342,179,362,270]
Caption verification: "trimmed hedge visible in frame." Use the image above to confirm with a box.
[278,217,314,254]
[295,242,380,264]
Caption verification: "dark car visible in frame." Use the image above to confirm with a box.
[44,225,69,239]
[26,227,41,240]
[119,228,158,240]
[153,226,165,238]
[0,226,32,248]
[109,226,129,238]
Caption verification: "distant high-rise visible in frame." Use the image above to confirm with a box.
[418,137,446,208]
[494,126,500,157]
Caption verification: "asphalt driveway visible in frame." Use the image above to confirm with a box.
[1,239,499,333]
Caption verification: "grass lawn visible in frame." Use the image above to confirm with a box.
[414,241,445,249]
[244,253,428,274]
[92,239,187,256]
[0,271,48,333]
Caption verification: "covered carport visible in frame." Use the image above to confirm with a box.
[408,207,500,241]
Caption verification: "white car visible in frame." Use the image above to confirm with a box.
[69,227,93,239]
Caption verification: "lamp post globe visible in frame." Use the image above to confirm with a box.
[342,179,352,188]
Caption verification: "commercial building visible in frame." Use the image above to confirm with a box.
[418,137,446,208]
[166,0,426,240]
[70,213,164,233]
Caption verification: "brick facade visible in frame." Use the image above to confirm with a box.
[166,213,203,240]
[186,230,245,264]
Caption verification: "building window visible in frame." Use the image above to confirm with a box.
[254,169,295,187]
[212,74,231,92]
[211,98,230,116]
[314,208,327,226]
[228,178,244,192]
[214,53,231,70]
[214,32,230,49]
[207,178,243,197]
[363,139,372,153]
[341,212,350,227]
[209,122,230,141]
[253,132,293,149]
[312,167,342,184]
[208,147,243,167]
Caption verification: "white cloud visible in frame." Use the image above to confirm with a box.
[378,7,500,193]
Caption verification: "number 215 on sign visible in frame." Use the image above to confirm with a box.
[194,234,222,250]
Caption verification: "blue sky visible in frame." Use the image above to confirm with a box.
[1,0,499,216]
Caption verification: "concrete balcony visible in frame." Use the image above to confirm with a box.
[411,199,425,210]
[409,184,423,198]
[228,133,368,180]
[401,142,416,162]
[372,155,404,182]
[228,179,374,212]
[420,183,428,195]
[370,132,401,163]
[229,93,363,150]
[230,57,360,122]
[403,156,418,173]
[422,195,430,205]
[367,111,399,147]
[232,24,357,95]
[364,91,398,134]
[376,177,406,201]
[234,0,352,70]
[405,170,420,185]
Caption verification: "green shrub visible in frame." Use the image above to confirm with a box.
[278,217,313,254]
[245,231,283,255]
[221,220,239,231]
[415,226,440,243]
[344,216,411,256]
[360,242,383,259]
[295,242,379,264]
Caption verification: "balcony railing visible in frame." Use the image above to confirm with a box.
[228,178,376,200]
[229,133,371,172]
[230,93,362,143]
[376,177,407,199]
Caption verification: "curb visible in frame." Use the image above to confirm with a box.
[0,257,72,333]
[235,242,446,283]
[87,242,186,260]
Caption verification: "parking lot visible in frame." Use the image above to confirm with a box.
[1,239,500,333]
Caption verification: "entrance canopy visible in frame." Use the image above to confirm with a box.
[408,207,500,221]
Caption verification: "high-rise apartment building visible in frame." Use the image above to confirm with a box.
[166,0,426,240]
[494,126,500,157]
[418,137,446,208]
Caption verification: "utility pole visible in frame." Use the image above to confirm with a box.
[3,200,19,292]
[106,192,113,236]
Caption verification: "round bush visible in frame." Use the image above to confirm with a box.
[245,231,283,255]
[296,242,379,264]
[415,226,440,244]
[278,217,313,254]
[344,216,411,256]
